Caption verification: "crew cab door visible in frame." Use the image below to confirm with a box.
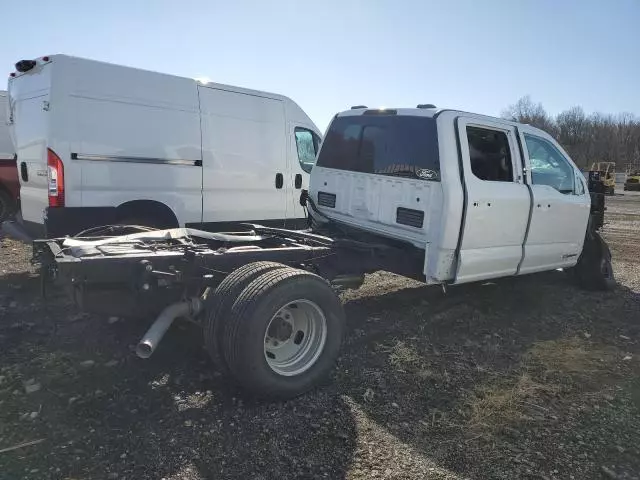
[517,129,590,274]
[454,118,530,283]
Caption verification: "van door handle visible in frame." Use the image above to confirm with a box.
[275,173,283,189]
[294,174,302,189]
[20,162,28,182]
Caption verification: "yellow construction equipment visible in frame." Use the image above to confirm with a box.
[624,168,640,192]
[589,162,616,195]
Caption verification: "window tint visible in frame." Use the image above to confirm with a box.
[295,128,321,174]
[524,134,575,194]
[466,126,513,182]
[316,115,440,180]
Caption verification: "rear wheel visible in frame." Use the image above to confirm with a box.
[222,268,345,399]
[0,189,15,223]
[203,262,291,374]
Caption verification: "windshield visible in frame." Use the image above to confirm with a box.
[316,114,440,180]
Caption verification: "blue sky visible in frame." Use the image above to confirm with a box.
[3,0,639,131]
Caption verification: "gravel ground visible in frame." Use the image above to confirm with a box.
[0,194,639,480]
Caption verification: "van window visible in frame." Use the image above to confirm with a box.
[466,126,514,182]
[316,115,440,180]
[524,134,575,194]
[295,128,321,174]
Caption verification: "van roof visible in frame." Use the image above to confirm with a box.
[9,54,293,103]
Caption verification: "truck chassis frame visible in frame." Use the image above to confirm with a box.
[32,185,612,399]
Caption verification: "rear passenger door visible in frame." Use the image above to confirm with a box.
[455,118,530,283]
[517,130,590,274]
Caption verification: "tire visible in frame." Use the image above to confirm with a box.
[574,232,616,291]
[222,268,345,399]
[0,189,15,224]
[203,262,291,374]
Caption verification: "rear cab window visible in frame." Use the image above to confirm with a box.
[316,114,440,180]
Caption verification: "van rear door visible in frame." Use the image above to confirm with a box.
[8,60,52,225]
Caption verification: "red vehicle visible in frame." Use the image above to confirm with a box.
[0,156,19,223]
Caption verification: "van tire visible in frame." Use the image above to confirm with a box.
[0,189,15,224]
[203,262,291,374]
[222,268,345,399]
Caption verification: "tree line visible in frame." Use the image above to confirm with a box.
[501,96,640,172]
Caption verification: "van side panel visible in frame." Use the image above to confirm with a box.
[58,56,203,224]
[199,85,288,225]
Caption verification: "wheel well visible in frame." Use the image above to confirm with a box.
[115,200,179,229]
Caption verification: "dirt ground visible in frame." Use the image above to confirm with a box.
[1,194,639,480]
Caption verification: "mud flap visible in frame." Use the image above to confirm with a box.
[572,229,615,291]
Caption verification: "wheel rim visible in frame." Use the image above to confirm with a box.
[264,299,327,376]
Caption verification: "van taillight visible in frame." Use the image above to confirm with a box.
[47,149,65,207]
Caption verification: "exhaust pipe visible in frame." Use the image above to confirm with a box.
[136,298,202,359]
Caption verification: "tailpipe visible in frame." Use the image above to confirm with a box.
[136,298,202,359]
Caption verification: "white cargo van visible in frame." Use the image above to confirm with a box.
[8,55,321,237]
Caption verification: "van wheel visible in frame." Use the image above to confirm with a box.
[203,262,291,374]
[222,268,345,399]
[0,190,15,223]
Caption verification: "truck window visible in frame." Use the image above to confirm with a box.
[466,126,513,182]
[524,134,575,194]
[316,115,440,180]
[294,128,321,174]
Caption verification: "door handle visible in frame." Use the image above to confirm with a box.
[20,162,28,182]
[294,174,302,189]
[275,173,283,189]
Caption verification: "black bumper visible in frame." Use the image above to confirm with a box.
[44,207,118,238]
[624,183,640,191]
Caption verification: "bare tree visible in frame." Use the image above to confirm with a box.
[501,96,557,136]
[503,96,640,172]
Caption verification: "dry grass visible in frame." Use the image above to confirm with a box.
[388,341,422,368]
[469,373,559,432]
[525,337,619,379]
[468,337,620,433]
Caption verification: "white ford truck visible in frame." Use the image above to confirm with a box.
[34,105,613,399]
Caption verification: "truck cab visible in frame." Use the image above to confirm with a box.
[309,106,592,285]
